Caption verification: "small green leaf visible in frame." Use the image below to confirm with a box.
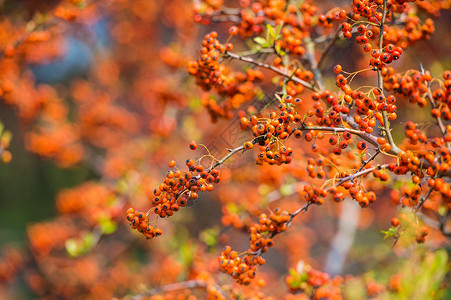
[438,205,448,216]
[267,24,276,39]
[381,227,397,239]
[82,232,96,249]
[254,37,268,47]
[99,215,117,235]
[280,184,294,196]
[275,21,284,37]
[65,239,79,257]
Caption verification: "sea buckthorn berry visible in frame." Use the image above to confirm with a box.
[189,140,197,150]
[243,141,253,150]
[357,141,367,150]
[391,217,399,227]
[357,24,366,33]
[420,226,429,236]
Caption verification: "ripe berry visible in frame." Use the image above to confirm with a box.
[229,26,238,35]
[391,217,399,227]
[189,140,198,150]
[357,141,367,150]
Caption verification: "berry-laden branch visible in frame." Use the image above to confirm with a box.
[133,0,451,295]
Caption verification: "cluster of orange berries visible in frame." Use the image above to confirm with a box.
[316,9,347,28]
[126,208,162,239]
[383,68,451,113]
[335,67,398,134]
[384,16,435,49]
[188,31,232,91]
[401,121,451,176]
[189,31,264,121]
[273,65,314,96]
[127,142,222,238]
[303,184,328,205]
[415,225,430,244]
[338,178,378,207]
[150,159,220,218]
[249,209,291,252]
[0,127,12,163]
[369,44,403,68]
[218,246,265,285]
[398,184,424,207]
[218,208,290,285]
[240,96,303,165]
[285,264,332,295]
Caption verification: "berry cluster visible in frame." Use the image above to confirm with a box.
[126,142,222,238]
[369,44,404,68]
[334,66,398,136]
[126,208,162,239]
[285,263,339,298]
[218,246,265,285]
[384,16,435,49]
[383,68,451,111]
[188,31,230,91]
[249,209,290,252]
[240,96,303,165]
[188,32,263,121]
[150,160,220,218]
[218,208,291,285]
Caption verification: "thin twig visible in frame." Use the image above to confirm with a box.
[305,37,325,91]
[416,188,433,212]
[357,148,381,173]
[424,85,451,154]
[224,51,318,92]
[317,26,341,69]
[377,0,400,153]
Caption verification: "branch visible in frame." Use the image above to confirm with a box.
[376,0,400,153]
[424,85,451,154]
[224,51,318,92]
[317,26,341,70]
[416,187,433,212]
[305,37,325,91]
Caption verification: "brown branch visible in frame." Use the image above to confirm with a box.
[376,0,400,153]
[224,51,318,92]
[424,86,451,154]
[416,188,433,212]
[305,37,325,91]
[317,26,341,70]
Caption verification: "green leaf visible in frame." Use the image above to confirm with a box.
[65,238,79,257]
[254,37,268,47]
[275,21,284,37]
[280,184,294,196]
[82,232,96,249]
[99,215,117,235]
[381,227,397,239]
[267,24,276,39]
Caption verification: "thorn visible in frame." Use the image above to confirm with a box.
[420,63,424,75]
